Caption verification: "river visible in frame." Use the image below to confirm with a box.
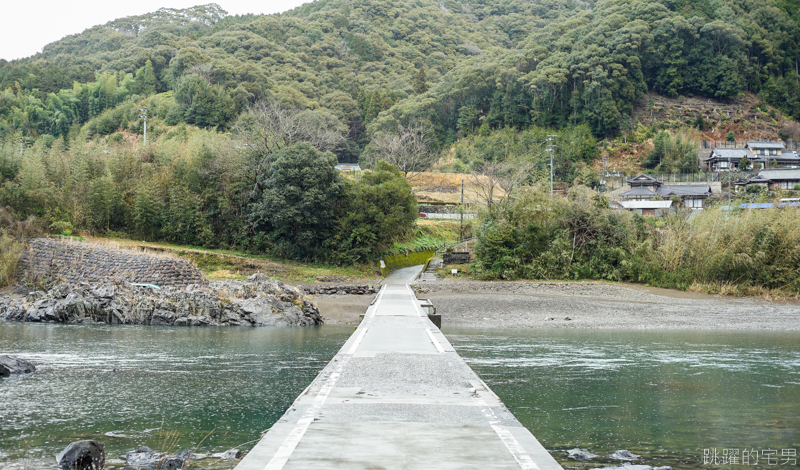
[1,323,798,469]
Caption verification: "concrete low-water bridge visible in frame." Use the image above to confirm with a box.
[235,266,562,470]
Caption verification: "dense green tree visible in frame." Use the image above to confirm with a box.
[248,142,344,260]
[332,161,417,263]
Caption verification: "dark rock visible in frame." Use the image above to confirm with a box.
[567,448,599,460]
[56,440,105,470]
[0,355,36,377]
[611,450,641,461]
[159,457,185,469]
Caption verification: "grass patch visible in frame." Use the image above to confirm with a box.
[415,219,463,240]
[0,234,22,287]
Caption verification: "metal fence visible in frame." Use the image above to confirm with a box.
[418,213,477,220]
[603,173,720,189]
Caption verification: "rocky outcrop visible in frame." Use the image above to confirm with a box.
[56,440,105,470]
[0,355,36,376]
[19,238,204,288]
[0,279,323,327]
[304,285,379,295]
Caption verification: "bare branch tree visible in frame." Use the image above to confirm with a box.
[232,100,345,195]
[364,122,437,178]
[471,159,534,218]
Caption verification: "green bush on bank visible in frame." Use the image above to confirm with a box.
[472,188,800,295]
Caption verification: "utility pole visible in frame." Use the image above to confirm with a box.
[460,179,464,242]
[728,154,731,207]
[601,147,607,193]
[139,108,149,146]
[548,136,554,195]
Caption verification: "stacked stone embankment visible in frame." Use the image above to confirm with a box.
[20,238,204,288]
[304,285,379,295]
[0,278,323,327]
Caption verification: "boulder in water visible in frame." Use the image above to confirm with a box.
[212,448,243,460]
[0,355,36,377]
[567,448,599,460]
[122,446,185,469]
[56,440,105,470]
[611,450,641,461]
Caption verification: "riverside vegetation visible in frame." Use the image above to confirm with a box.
[472,186,800,297]
[1,0,800,296]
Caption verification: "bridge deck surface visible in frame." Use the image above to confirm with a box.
[235,283,563,470]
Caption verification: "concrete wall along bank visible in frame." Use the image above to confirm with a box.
[20,238,205,288]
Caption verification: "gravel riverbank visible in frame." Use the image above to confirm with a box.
[414,280,800,330]
[314,280,800,330]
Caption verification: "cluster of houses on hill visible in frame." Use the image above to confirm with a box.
[703,141,800,171]
[612,141,800,216]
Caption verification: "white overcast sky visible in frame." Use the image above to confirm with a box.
[1,1,312,61]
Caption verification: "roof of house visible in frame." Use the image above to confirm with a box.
[620,186,658,197]
[747,141,786,150]
[746,174,772,183]
[706,148,753,161]
[619,200,673,209]
[656,184,712,198]
[335,163,362,171]
[757,169,800,180]
[757,151,800,162]
[626,174,661,185]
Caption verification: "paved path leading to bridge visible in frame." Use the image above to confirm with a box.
[235,275,563,470]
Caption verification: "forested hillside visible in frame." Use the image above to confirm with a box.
[0,0,799,266]
[2,0,798,148]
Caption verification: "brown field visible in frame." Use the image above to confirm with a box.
[408,172,505,204]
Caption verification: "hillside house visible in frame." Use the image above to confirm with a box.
[614,200,673,216]
[335,163,362,171]
[704,141,800,171]
[619,174,712,209]
[735,169,800,192]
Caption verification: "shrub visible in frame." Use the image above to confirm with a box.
[471,188,800,295]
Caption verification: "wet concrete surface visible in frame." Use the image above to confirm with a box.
[235,284,562,470]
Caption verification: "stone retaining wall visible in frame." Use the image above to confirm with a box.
[19,238,205,288]
[304,285,379,295]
